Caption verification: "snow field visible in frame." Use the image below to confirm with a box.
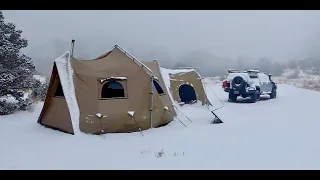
[2,81,320,169]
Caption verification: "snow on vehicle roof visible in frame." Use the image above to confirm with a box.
[228,69,260,74]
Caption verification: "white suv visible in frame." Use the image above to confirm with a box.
[222,69,277,103]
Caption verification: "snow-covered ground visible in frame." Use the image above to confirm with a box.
[1,79,320,170]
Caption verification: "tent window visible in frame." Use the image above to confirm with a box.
[101,80,125,99]
[54,83,64,98]
[153,80,165,95]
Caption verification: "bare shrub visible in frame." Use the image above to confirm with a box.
[287,70,300,79]
[155,149,164,158]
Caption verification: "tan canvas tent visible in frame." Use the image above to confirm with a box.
[142,61,211,106]
[166,68,211,106]
[141,61,223,123]
[38,45,175,135]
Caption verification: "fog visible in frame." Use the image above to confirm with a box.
[3,10,320,76]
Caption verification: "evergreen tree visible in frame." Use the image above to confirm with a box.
[0,11,35,115]
[31,78,49,101]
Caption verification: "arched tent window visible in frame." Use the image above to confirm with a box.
[101,80,125,99]
[54,82,64,98]
[153,80,165,95]
[178,84,197,104]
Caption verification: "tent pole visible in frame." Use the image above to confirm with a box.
[150,76,154,129]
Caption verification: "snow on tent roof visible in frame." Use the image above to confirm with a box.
[54,51,80,135]
[159,67,177,105]
[164,68,195,75]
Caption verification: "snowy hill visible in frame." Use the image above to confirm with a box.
[1,80,320,170]
[273,69,320,92]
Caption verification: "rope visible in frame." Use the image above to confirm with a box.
[172,104,193,122]
[85,115,106,137]
[211,106,224,112]
[200,77,211,110]
[132,117,144,137]
[205,82,225,106]
[165,109,187,127]
[122,114,144,137]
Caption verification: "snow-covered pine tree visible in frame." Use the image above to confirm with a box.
[31,78,49,101]
[0,11,35,115]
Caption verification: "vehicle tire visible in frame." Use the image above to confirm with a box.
[231,76,246,90]
[270,88,277,99]
[250,90,260,103]
[228,92,237,102]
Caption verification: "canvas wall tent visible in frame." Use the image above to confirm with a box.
[168,69,211,106]
[141,60,177,117]
[143,61,223,124]
[38,45,175,135]
[142,60,212,107]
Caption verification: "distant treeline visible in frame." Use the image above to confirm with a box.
[148,52,320,77]
[32,45,320,78]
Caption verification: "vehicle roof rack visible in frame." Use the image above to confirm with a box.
[228,69,244,73]
[246,69,260,73]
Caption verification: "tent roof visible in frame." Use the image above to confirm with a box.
[73,45,153,74]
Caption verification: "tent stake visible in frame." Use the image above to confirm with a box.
[128,112,144,137]
[132,117,144,137]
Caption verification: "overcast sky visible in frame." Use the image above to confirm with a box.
[3,10,320,62]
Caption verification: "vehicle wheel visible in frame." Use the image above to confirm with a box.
[270,88,277,99]
[250,90,260,103]
[228,92,237,102]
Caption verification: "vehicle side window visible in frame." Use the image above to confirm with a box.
[258,73,270,83]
